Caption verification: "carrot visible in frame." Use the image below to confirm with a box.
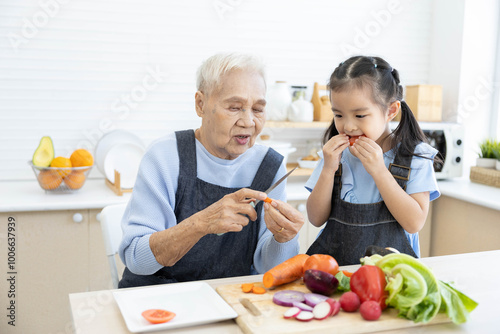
[241,283,254,293]
[252,286,266,294]
[263,197,273,203]
[263,254,310,288]
[342,270,354,277]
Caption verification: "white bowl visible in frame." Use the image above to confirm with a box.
[104,143,145,189]
[95,130,145,175]
[298,158,319,169]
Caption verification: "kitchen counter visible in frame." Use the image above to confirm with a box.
[69,250,500,334]
[0,176,498,213]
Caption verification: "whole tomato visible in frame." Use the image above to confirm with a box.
[303,254,339,276]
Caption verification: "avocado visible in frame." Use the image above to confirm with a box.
[32,136,55,167]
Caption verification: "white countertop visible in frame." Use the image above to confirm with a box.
[0,176,499,213]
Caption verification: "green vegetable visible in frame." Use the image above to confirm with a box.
[438,281,478,324]
[374,253,477,324]
[376,253,441,323]
[334,271,351,292]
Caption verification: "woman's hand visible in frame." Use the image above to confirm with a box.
[263,199,304,243]
[349,136,386,176]
[197,188,267,235]
[322,134,349,173]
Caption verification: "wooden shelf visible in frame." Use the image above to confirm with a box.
[265,121,329,128]
[287,163,314,176]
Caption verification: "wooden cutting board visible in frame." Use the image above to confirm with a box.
[216,280,451,334]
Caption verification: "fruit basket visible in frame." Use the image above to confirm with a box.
[29,161,93,193]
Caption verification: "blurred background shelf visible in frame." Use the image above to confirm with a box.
[266,121,329,128]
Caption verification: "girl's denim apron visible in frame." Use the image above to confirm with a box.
[306,143,418,265]
[119,130,283,288]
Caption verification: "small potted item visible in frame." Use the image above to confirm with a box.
[476,139,496,168]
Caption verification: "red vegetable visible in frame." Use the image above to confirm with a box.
[296,311,314,322]
[272,290,305,307]
[348,135,365,146]
[292,301,313,312]
[141,309,176,324]
[283,307,301,319]
[303,254,339,276]
[303,269,339,296]
[312,300,334,320]
[339,291,360,312]
[350,265,388,310]
[326,298,341,316]
[303,293,329,307]
[263,254,310,288]
[359,300,382,321]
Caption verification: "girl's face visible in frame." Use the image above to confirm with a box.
[330,86,399,150]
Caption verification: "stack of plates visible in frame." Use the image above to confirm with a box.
[95,130,146,189]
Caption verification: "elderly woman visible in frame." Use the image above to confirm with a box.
[118,53,304,288]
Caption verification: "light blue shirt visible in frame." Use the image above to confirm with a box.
[119,132,299,275]
[305,142,440,257]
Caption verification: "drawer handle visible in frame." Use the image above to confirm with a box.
[73,213,83,223]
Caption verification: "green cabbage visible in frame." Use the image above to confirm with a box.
[374,253,477,324]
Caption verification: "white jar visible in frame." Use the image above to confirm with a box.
[266,81,291,121]
[288,96,314,122]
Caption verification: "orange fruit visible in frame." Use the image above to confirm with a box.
[64,171,86,189]
[50,156,72,177]
[38,170,63,190]
[70,149,94,167]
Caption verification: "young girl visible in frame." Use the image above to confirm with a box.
[305,56,440,265]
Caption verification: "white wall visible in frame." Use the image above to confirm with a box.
[1,0,493,182]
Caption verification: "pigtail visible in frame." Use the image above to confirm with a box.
[390,100,427,157]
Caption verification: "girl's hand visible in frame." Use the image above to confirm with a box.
[349,136,386,176]
[322,134,349,172]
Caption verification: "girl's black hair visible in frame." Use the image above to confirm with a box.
[323,56,441,165]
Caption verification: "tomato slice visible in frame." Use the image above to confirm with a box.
[348,135,366,146]
[142,309,176,324]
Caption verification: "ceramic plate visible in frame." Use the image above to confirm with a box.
[94,130,145,175]
[104,143,144,189]
[113,281,238,333]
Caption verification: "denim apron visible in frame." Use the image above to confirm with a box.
[119,130,283,288]
[306,143,418,265]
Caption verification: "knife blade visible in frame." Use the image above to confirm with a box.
[252,166,297,206]
[216,166,297,236]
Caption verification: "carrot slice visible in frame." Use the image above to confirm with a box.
[252,286,266,294]
[263,254,310,288]
[263,197,273,203]
[342,270,354,277]
[241,283,254,293]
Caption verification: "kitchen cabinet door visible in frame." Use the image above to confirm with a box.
[0,210,89,334]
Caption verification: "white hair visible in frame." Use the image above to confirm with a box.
[196,52,266,96]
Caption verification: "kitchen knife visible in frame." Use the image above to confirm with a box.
[251,166,298,207]
[217,166,297,236]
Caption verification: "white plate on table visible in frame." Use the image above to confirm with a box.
[112,281,238,333]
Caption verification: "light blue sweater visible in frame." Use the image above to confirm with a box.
[119,132,300,275]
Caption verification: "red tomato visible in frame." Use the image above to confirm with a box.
[349,135,364,146]
[303,254,339,276]
[142,309,176,324]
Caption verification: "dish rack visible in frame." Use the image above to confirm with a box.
[105,170,133,196]
[30,161,93,193]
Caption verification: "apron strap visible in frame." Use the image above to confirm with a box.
[175,130,197,178]
[389,142,417,190]
[250,148,283,192]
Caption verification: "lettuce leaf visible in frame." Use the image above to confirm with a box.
[438,281,478,324]
[376,253,441,323]
[334,271,351,292]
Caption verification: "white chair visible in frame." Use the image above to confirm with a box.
[100,203,127,289]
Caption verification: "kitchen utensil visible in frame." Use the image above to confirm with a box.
[216,281,451,334]
[252,166,297,206]
[94,130,145,176]
[113,281,237,333]
[103,143,144,189]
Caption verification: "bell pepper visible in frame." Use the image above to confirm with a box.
[350,265,388,310]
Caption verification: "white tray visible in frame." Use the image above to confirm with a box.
[113,281,238,333]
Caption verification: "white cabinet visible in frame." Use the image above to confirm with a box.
[0,209,112,334]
